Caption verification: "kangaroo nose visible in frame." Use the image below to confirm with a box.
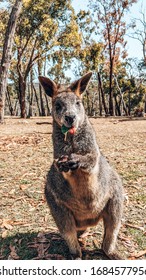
[65,115,76,126]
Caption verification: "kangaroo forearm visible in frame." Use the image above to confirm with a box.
[78,153,97,171]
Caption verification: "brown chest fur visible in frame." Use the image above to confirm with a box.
[62,168,108,226]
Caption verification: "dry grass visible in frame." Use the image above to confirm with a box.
[0,116,146,260]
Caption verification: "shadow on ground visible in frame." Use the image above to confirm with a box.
[0,231,109,260]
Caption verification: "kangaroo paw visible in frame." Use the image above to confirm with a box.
[68,154,80,170]
[54,154,79,172]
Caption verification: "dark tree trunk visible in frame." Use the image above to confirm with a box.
[18,74,26,118]
[86,90,91,115]
[98,83,102,116]
[33,83,41,116]
[28,70,34,117]
[0,0,22,123]
[27,79,31,117]
[27,79,33,117]
[97,72,108,115]
[39,83,46,116]
[109,59,114,116]
[6,87,14,115]
[128,91,131,115]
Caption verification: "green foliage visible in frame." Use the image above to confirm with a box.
[77,42,103,72]
[15,0,73,52]
[0,8,9,51]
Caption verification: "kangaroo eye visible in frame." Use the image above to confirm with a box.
[55,102,62,112]
[76,101,81,106]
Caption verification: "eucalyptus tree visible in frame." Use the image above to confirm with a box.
[89,0,137,115]
[14,0,78,117]
[0,0,22,123]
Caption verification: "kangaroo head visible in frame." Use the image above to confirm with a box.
[38,72,92,130]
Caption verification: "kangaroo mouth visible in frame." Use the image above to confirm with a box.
[61,124,76,135]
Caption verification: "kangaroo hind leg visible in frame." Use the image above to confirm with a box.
[102,194,123,260]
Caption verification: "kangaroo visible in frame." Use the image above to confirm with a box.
[39,72,123,259]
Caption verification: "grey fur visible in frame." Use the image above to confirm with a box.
[39,72,123,259]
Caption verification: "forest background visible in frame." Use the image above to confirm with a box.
[0,0,146,121]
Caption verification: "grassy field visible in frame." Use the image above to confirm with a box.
[0,117,146,260]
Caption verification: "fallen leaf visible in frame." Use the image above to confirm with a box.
[2,230,8,238]
[13,221,26,226]
[20,185,29,191]
[1,219,29,229]
[130,249,146,258]
[119,235,132,242]
[125,223,144,231]
[9,244,19,260]
[2,221,13,230]
[9,189,15,195]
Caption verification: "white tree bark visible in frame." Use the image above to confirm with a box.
[0,0,22,123]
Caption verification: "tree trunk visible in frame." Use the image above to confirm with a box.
[14,99,18,116]
[0,0,22,123]
[98,86,102,116]
[27,78,32,117]
[17,36,38,118]
[18,74,27,118]
[114,94,121,116]
[28,70,34,117]
[86,90,91,115]
[38,54,46,116]
[44,94,51,116]
[97,72,108,115]
[43,55,51,115]
[33,83,41,116]
[39,83,46,116]
[113,74,128,116]
[6,87,14,115]
[91,89,96,116]
[144,93,146,114]
[109,59,114,116]
[128,91,131,116]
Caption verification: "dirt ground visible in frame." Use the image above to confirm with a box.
[0,116,146,260]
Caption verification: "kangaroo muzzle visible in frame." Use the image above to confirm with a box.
[64,115,76,127]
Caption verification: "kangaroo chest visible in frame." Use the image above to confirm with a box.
[62,167,102,219]
[63,169,97,194]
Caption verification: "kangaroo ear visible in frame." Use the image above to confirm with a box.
[38,76,57,97]
[69,72,92,95]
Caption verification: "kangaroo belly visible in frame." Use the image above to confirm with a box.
[62,168,107,221]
